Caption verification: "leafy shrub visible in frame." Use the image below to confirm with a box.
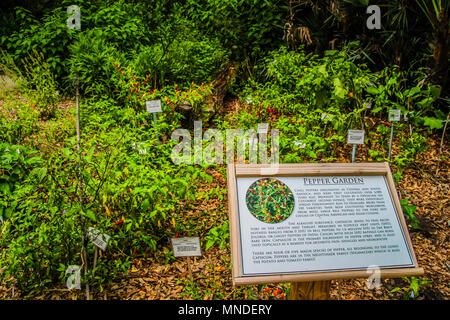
[1,7,74,85]
[205,223,229,250]
[0,95,40,145]
[68,29,121,97]
[132,34,228,88]
[245,43,373,115]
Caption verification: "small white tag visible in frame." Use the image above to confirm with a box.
[146,100,162,113]
[347,130,365,145]
[257,123,269,134]
[171,237,202,257]
[87,227,110,251]
[364,102,372,109]
[0,215,3,224]
[294,140,306,148]
[388,109,401,122]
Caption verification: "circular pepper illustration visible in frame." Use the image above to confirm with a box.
[246,178,295,223]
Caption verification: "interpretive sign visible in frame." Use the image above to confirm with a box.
[172,237,202,257]
[227,163,423,285]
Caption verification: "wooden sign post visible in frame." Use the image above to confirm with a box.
[227,163,423,300]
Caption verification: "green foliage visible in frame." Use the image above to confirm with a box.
[185,0,285,62]
[1,7,74,84]
[22,50,59,118]
[68,29,121,97]
[390,276,432,299]
[0,143,42,196]
[246,43,372,115]
[132,35,228,88]
[205,223,229,250]
[400,198,421,230]
[365,66,441,121]
[0,100,40,145]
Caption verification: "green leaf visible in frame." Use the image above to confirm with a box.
[365,87,379,95]
[141,198,150,211]
[205,239,215,250]
[422,117,444,130]
[82,210,96,222]
[0,183,11,195]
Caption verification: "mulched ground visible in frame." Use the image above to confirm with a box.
[0,98,448,300]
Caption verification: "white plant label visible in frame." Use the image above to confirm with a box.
[347,130,365,145]
[0,215,3,224]
[87,227,110,251]
[364,102,372,109]
[257,123,269,134]
[388,109,401,122]
[66,265,81,290]
[146,100,162,113]
[171,237,202,257]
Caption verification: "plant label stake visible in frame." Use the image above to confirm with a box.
[146,100,162,143]
[347,130,365,163]
[87,227,110,251]
[0,215,3,224]
[73,76,90,300]
[388,109,401,160]
[171,237,202,280]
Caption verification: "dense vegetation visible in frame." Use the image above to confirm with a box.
[0,0,448,300]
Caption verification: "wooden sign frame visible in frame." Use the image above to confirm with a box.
[227,162,424,286]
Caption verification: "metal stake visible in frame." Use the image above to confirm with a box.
[351,144,356,163]
[75,77,90,300]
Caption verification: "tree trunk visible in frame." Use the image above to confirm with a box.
[433,9,449,93]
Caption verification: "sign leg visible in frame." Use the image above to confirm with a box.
[289,281,331,300]
[351,144,356,163]
[186,256,193,280]
[153,112,159,143]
